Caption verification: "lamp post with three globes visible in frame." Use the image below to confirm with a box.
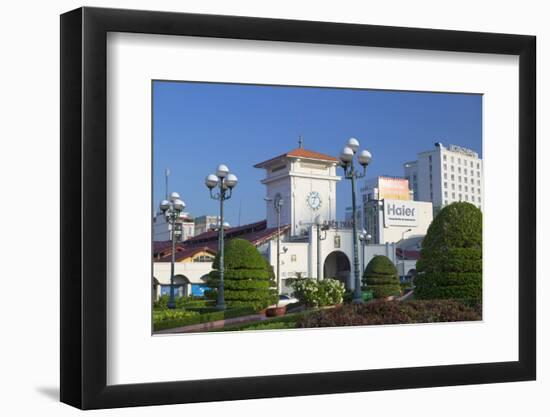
[159,192,187,309]
[205,164,238,311]
[339,138,372,304]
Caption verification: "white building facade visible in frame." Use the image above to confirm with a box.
[194,215,220,236]
[361,176,433,245]
[404,142,483,212]
[153,211,195,242]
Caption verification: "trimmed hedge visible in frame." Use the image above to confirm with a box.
[153,306,256,331]
[205,239,277,311]
[415,202,482,301]
[362,255,401,299]
[296,300,481,328]
[154,295,214,310]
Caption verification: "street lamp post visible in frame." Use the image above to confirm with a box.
[315,214,329,281]
[358,229,372,277]
[399,228,412,277]
[205,165,238,311]
[339,137,372,304]
[159,192,186,309]
[265,195,285,297]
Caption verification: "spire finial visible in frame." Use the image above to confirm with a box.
[298,135,304,149]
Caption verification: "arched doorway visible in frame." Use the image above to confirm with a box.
[173,275,190,297]
[323,251,352,289]
[152,277,160,303]
[160,275,191,297]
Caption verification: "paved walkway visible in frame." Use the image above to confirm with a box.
[155,313,267,334]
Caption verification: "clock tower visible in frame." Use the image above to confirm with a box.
[254,144,341,237]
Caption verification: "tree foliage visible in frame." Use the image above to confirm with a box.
[415,202,482,301]
[205,239,277,310]
[362,255,401,299]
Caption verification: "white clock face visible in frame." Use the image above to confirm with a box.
[307,191,322,210]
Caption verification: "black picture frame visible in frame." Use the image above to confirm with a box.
[60,6,536,410]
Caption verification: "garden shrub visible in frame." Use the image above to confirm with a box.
[205,239,277,311]
[289,278,345,308]
[362,255,401,299]
[296,299,481,328]
[415,202,482,302]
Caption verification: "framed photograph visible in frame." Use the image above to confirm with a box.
[60,6,536,410]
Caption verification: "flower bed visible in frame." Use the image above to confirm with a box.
[295,299,481,328]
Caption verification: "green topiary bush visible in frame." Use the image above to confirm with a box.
[415,202,482,302]
[205,239,277,311]
[362,255,401,299]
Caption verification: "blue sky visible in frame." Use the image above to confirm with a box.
[153,81,482,225]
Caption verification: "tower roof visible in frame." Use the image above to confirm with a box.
[254,147,338,168]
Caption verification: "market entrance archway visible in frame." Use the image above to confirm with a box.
[323,251,352,289]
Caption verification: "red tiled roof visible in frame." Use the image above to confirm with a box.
[154,219,290,262]
[396,248,421,260]
[160,245,217,262]
[254,148,338,168]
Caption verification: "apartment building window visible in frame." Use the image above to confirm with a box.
[471,178,474,184]
[443,164,447,170]
[477,171,480,178]
[451,184,455,190]
[451,156,454,163]
[458,158,461,164]
[470,170,474,176]
[443,155,447,161]
[458,167,461,173]
[444,173,447,179]
[478,197,481,203]
[465,185,468,192]
[465,195,468,201]
[444,182,447,188]
[458,176,462,183]
[478,188,481,194]
[470,161,473,167]
[477,163,480,169]
[452,192,455,199]
[451,165,454,172]
[459,194,462,201]
[451,174,455,181]
[444,191,448,198]
[477,180,480,186]
[459,185,462,191]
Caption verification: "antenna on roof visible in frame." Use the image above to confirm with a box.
[238,199,242,226]
[298,135,304,149]
[164,168,170,200]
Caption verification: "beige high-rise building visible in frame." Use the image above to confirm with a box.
[404,142,483,212]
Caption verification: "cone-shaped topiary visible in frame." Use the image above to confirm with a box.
[206,238,277,310]
[362,255,401,299]
[415,202,482,301]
